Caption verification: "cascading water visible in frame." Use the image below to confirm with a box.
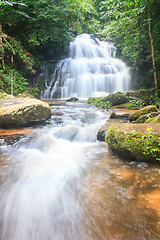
[42,34,131,99]
[0,102,160,240]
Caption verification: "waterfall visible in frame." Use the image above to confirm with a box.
[42,34,131,99]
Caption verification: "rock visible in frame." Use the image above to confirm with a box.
[97,122,109,141]
[105,124,160,163]
[110,111,129,120]
[97,130,107,141]
[136,112,160,123]
[129,105,158,122]
[146,114,160,123]
[0,98,51,128]
[104,92,129,106]
[125,91,150,103]
[66,97,79,102]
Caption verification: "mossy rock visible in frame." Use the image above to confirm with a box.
[104,92,128,106]
[146,114,160,123]
[105,126,160,163]
[87,97,110,109]
[129,105,158,122]
[125,91,150,102]
[113,102,142,110]
[136,112,160,123]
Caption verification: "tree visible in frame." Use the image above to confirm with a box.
[98,0,160,91]
[148,0,158,93]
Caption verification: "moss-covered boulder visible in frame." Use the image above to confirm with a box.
[146,114,160,123]
[129,105,158,122]
[87,97,111,109]
[104,92,128,106]
[105,125,160,163]
[125,91,150,102]
[0,98,51,128]
[136,112,159,123]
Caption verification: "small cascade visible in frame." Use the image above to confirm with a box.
[42,34,131,99]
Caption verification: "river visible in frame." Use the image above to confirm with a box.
[0,101,160,240]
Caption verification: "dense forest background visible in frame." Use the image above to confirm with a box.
[0,0,160,96]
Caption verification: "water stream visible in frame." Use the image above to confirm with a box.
[0,101,160,240]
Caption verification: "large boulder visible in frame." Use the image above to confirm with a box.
[105,123,160,163]
[125,91,150,103]
[104,92,129,106]
[0,98,51,128]
[129,105,158,122]
[136,112,159,123]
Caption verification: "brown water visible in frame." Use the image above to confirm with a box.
[0,101,160,240]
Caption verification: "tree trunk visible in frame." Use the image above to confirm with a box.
[11,55,14,95]
[148,0,158,93]
[0,23,5,70]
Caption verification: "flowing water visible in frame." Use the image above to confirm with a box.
[42,34,131,99]
[0,101,160,240]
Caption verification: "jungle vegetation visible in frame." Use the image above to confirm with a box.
[0,0,159,95]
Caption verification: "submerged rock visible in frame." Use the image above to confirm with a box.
[0,98,51,128]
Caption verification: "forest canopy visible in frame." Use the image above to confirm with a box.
[0,0,159,95]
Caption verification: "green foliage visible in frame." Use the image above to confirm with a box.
[88,97,111,109]
[0,0,159,96]
[0,67,28,95]
[98,0,160,89]
[143,133,160,161]
[0,0,99,95]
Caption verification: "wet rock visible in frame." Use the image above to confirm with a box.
[104,92,129,106]
[0,98,51,128]
[136,112,160,123]
[66,97,79,102]
[129,105,158,122]
[110,111,129,120]
[105,124,160,163]
[97,130,107,141]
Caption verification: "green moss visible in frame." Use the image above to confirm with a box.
[104,92,129,106]
[105,126,160,162]
[136,112,159,123]
[114,102,142,110]
[146,114,160,123]
[87,97,111,109]
[129,105,158,122]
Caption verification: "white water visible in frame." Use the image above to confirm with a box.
[0,102,109,240]
[0,102,160,240]
[43,34,131,99]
